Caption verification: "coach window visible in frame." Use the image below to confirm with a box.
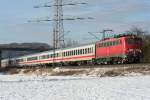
[69,51,71,56]
[82,49,84,54]
[91,47,93,53]
[78,50,80,55]
[70,51,72,56]
[73,50,75,55]
[63,52,65,57]
[77,50,78,55]
[67,51,69,56]
[27,56,38,61]
[74,50,76,55]
[69,51,72,56]
[66,52,68,56]
[75,50,77,55]
[72,50,74,56]
[64,52,67,57]
[79,49,82,55]
[85,48,87,54]
[90,48,92,53]
[84,49,86,54]
[87,48,89,53]
[89,48,91,53]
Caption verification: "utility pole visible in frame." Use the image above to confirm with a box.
[31,0,93,49]
[53,0,64,49]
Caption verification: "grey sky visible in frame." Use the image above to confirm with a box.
[0,0,150,45]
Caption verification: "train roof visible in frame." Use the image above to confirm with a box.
[2,42,95,60]
[98,34,140,42]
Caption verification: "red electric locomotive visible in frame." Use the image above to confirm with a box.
[1,34,143,67]
[95,34,143,64]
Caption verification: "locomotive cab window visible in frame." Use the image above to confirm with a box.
[126,38,135,45]
[27,56,38,61]
[126,38,142,45]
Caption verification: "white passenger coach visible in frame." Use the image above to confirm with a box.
[1,43,95,67]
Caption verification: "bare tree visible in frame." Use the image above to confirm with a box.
[65,39,79,47]
[126,26,147,38]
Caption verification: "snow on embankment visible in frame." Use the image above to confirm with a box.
[1,64,150,77]
[0,75,150,100]
[20,65,150,77]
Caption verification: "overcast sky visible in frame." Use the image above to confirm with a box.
[0,0,150,45]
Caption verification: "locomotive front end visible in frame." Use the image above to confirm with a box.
[125,36,143,63]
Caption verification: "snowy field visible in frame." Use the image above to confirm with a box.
[0,74,150,100]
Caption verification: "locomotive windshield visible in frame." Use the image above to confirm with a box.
[126,38,142,45]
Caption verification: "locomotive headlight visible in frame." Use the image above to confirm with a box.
[128,49,134,52]
[135,49,142,53]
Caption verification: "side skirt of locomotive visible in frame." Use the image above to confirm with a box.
[94,54,142,65]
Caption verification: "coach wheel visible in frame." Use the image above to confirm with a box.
[77,62,82,66]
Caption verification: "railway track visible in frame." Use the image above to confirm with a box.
[1,63,150,76]
[1,63,150,70]
[56,63,150,69]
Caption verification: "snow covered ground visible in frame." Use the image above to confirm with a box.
[0,74,150,100]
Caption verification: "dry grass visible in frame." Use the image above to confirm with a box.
[101,70,123,77]
[1,64,150,77]
[51,70,85,76]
